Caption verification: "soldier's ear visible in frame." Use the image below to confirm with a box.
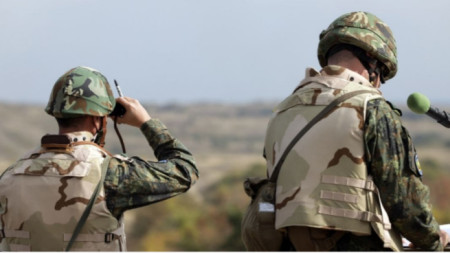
[91,116,102,131]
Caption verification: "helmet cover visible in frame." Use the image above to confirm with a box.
[318,11,397,81]
[45,66,116,118]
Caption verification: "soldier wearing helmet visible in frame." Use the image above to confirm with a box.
[0,66,198,251]
[262,12,448,250]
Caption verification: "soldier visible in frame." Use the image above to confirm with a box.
[263,12,448,251]
[0,66,198,251]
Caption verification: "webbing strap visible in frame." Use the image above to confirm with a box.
[0,229,30,239]
[63,233,120,243]
[318,205,384,224]
[10,244,31,251]
[65,156,112,252]
[320,190,358,204]
[321,175,375,191]
[373,181,393,230]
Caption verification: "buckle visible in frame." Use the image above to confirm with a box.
[105,233,119,243]
[365,180,375,191]
[360,211,371,222]
[105,233,113,243]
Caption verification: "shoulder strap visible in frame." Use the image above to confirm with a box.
[65,156,112,252]
[269,90,377,183]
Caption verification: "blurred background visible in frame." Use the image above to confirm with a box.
[1,0,450,250]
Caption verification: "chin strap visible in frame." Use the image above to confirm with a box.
[360,57,381,85]
[94,117,108,147]
[93,116,126,153]
[351,49,384,85]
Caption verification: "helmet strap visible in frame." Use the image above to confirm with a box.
[352,50,383,86]
[360,58,379,85]
[93,116,107,147]
[326,44,384,86]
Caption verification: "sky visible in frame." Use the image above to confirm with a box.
[1,0,450,106]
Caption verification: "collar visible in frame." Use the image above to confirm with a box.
[39,131,97,154]
[297,65,374,90]
[65,131,95,143]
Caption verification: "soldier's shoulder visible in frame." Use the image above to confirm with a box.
[367,98,403,117]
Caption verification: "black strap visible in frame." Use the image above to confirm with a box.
[269,90,378,183]
[65,156,112,251]
[114,116,127,154]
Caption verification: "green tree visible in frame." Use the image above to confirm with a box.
[125,162,266,251]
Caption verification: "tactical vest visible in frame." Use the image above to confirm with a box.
[264,66,402,251]
[0,132,126,251]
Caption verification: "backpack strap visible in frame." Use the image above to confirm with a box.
[65,155,112,251]
[269,90,378,183]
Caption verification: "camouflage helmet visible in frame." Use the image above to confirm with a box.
[318,11,398,81]
[45,66,116,118]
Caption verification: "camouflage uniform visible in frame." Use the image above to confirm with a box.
[0,66,198,251]
[263,11,443,251]
[104,118,198,218]
[357,98,441,251]
[334,96,442,251]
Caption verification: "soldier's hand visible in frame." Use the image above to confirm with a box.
[112,97,151,127]
[440,230,449,248]
[407,230,449,250]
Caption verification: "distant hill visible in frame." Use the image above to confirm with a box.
[2,101,450,183]
[0,102,274,190]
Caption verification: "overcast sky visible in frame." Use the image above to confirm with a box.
[1,0,450,106]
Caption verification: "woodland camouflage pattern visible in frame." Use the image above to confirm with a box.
[335,98,442,250]
[362,99,442,251]
[104,119,199,218]
[318,11,397,81]
[45,66,116,118]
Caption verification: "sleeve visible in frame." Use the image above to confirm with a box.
[364,99,443,251]
[104,118,199,218]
